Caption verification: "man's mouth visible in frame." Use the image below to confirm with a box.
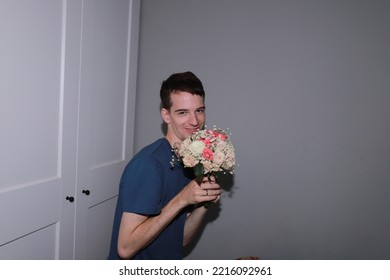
[185,128,199,134]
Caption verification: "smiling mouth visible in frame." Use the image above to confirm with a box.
[186,128,199,134]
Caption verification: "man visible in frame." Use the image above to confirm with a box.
[108,71,221,259]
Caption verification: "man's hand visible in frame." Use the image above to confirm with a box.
[178,176,221,207]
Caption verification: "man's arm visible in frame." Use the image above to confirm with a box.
[117,195,187,259]
[117,179,221,259]
[183,205,208,247]
[183,178,221,246]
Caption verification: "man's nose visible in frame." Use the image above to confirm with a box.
[189,113,199,126]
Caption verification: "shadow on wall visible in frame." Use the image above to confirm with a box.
[183,173,235,258]
[183,201,221,258]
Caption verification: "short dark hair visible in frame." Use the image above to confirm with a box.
[160,71,205,110]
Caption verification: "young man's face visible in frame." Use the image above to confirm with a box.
[161,91,205,145]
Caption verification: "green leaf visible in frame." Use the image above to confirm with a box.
[194,163,204,184]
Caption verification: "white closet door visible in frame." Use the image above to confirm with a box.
[74,0,138,259]
[0,0,138,260]
[0,0,65,259]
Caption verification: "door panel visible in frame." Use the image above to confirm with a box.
[0,224,58,260]
[74,0,135,259]
[0,0,62,188]
[0,0,64,259]
[85,197,117,259]
[0,179,60,247]
[89,162,123,207]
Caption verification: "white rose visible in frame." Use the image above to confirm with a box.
[189,140,205,155]
[183,154,198,167]
[213,150,225,166]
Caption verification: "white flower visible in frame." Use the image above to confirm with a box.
[183,154,198,167]
[188,140,205,155]
[213,150,225,166]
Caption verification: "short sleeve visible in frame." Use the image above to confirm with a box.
[119,156,163,215]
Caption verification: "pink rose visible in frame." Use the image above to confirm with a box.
[202,148,214,160]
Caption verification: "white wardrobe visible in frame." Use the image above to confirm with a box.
[0,0,139,259]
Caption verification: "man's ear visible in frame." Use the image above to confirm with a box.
[161,108,170,124]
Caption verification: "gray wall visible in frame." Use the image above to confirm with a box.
[134,0,390,259]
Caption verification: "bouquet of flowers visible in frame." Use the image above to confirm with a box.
[172,126,235,183]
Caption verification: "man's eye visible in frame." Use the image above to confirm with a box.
[196,109,205,113]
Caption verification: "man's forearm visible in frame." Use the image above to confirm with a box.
[183,205,208,246]
[118,195,187,259]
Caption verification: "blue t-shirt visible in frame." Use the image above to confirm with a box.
[107,138,193,259]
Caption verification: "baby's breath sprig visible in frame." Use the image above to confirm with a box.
[170,143,182,169]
